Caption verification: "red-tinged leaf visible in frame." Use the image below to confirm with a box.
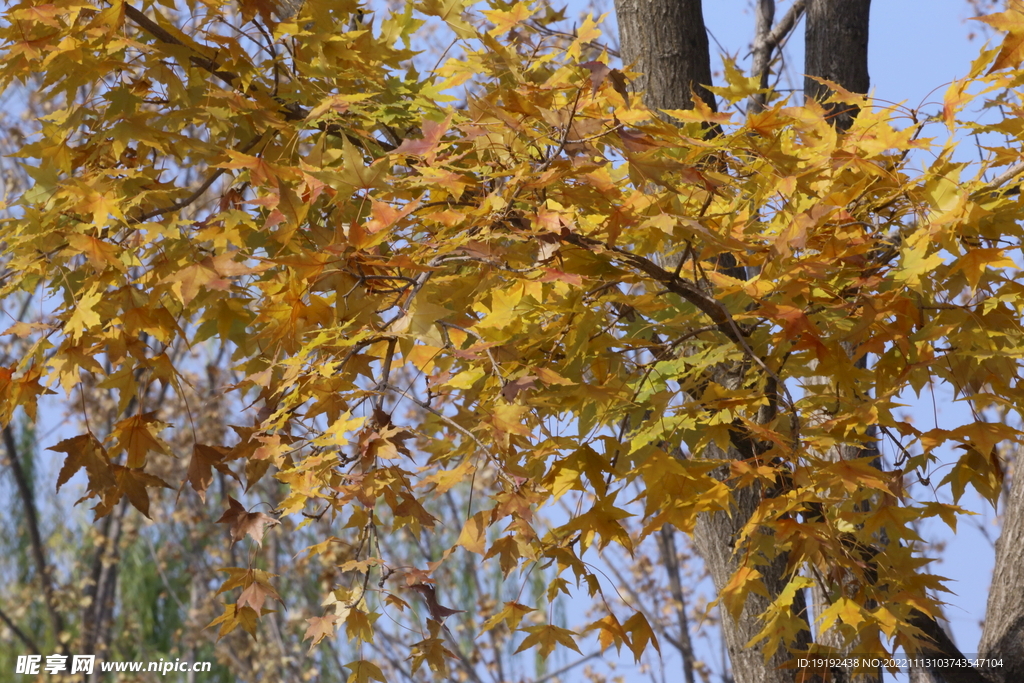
[394,114,452,158]
[580,60,611,96]
[113,465,172,518]
[409,584,464,620]
[50,434,114,494]
[501,375,537,402]
[186,444,236,502]
[303,614,338,652]
[237,581,271,614]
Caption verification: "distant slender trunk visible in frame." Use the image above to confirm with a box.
[613,0,717,112]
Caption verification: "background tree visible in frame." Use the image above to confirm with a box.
[1,2,1023,683]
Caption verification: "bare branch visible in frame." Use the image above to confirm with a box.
[0,601,41,655]
[130,133,267,224]
[751,0,807,111]
[533,651,603,683]
[658,526,696,683]
[750,0,776,113]
[976,159,1024,196]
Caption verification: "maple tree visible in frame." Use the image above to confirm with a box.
[2,0,1024,682]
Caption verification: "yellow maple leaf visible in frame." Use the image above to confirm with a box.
[456,510,489,555]
[482,2,535,36]
[514,624,582,658]
[111,412,168,468]
[976,7,1024,72]
[313,412,365,448]
[479,601,534,633]
[343,660,385,683]
[64,286,103,340]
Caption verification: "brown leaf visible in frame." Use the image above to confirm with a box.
[186,444,234,502]
[501,375,538,402]
[216,496,280,546]
[409,583,465,621]
[580,60,611,97]
[237,581,272,614]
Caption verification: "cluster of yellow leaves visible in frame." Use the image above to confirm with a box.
[4,0,1024,672]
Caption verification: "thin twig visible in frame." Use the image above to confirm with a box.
[129,133,266,224]
[532,651,603,683]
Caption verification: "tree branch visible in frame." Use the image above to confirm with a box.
[751,1,807,111]
[0,601,42,655]
[658,526,696,683]
[750,1,776,112]
[533,651,602,683]
[908,609,992,683]
[123,5,242,89]
[976,159,1024,197]
[129,133,266,224]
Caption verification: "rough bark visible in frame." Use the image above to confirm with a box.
[613,0,717,112]
[979,462,1024,683]
[804,0,871,130]
[694,471,811,683]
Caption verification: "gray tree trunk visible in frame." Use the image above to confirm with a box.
[613,0,717,112]
[804,0,871,130]
[979,461,1024,683]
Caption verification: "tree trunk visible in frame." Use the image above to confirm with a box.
[613,0,717,112]
[804,0,871,130]
[694,464,811,683]
[979,460,1024,683]
[614,3,875,683]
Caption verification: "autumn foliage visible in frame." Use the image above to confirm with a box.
[3,0,1024,678]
